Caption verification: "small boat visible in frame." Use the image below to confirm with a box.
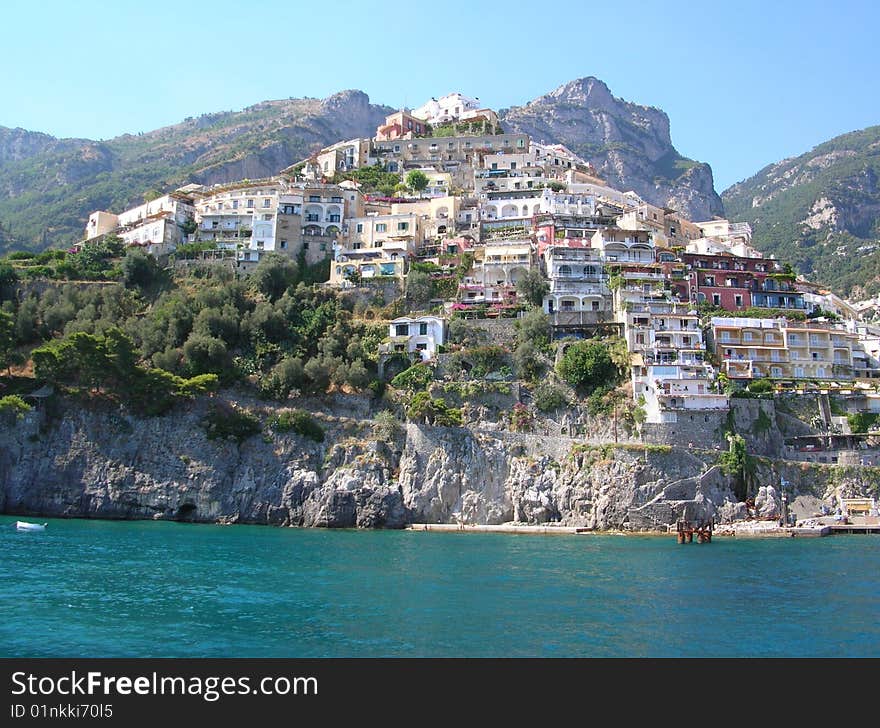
[14,521,47,531]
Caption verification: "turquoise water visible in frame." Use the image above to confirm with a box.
[1,518,879,657]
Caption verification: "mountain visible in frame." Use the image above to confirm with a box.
[0,91,394,253]
[499,77,724,221]
[723,126,880,299]
[0,79,726,254]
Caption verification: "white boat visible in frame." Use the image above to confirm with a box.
[14,521,47,531]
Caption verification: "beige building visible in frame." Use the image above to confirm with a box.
[712,317,859,381]
[329,212,423,286]
[315,138,375,176]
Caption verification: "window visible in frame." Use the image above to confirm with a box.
[263,199,271,208]
[419,323,428,335]
[376,223,387,233]
[743,332,753,342]
[712,294,721,306]
[232,200,239,209]
[396,324,408,336]
[246,199,254,208]
[280,240,287,249]
[309,195,320,202]
[263,214,272,221]
[397,222,409,231]
[331,196,343,203]
[735,294,743,307]
[356,223,364,233]
[320,243,327,252]
[393,145,400,153]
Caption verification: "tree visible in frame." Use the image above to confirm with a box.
[513,340,543,381]
[516,269,549,308]
[556,339,619,394]
[405,269,434,308]
[515,307,551,348]
[0,261,17,302]
[405,170,429,195]
[719,433,757,502]
[251,253,299,302]
[182,332,231,378]
[0,310,15,375]
[122,248,161,289]
[448,317,488,348]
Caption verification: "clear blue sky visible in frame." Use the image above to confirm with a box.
[1,0,876,192]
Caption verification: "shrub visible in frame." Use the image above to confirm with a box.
[533,381,568,412]
[747,378,774,394]
[847,411,880,433]
[390,362,433,391]
[0,395,31,420]
[509,402,533,432]
[268,409,325,442]
[202,403,261,443]
[556,340,619,394]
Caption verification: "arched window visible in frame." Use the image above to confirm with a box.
[559,265,572,276]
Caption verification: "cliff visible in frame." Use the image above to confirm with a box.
[500,77,724,221]
[2,394,874,530]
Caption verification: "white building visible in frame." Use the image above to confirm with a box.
[383,316,446,361]
[82,189,196,256]
[411,93,481,125]
[541,245,610,322]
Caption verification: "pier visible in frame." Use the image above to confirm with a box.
[675,519,713,544]
[828,523,880,535]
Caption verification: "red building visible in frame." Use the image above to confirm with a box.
[681,252,778,311]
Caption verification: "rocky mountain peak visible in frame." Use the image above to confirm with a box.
[320,89,373,115]
[542,76,613,105]
[499,77,717,219]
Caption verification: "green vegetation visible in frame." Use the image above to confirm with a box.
[405,391,462,426]
[268,409,325,442]
[334,164,401,197]
[556,339,622,395]
[390,363,434,391]
[0,394,31,419]
[532,380,568,412]
[1,249,384,409]
[405,170,429,194]
[516,269,549,308]
[722,125,880,297]
[202,402,261,443]
[847,411,880,433]
[718,433,756,502]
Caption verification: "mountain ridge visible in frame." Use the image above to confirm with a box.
[0,78,722,254]
[722,124,880,299]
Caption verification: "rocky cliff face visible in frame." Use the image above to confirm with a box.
[3,395,871,531]
[500,78,724,221]
[722,125,880,299]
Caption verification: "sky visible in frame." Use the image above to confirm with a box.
[1,0,877,192]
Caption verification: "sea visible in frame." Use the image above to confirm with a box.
[2,517,879,658]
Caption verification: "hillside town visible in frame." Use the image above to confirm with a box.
[74,91,880,443]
